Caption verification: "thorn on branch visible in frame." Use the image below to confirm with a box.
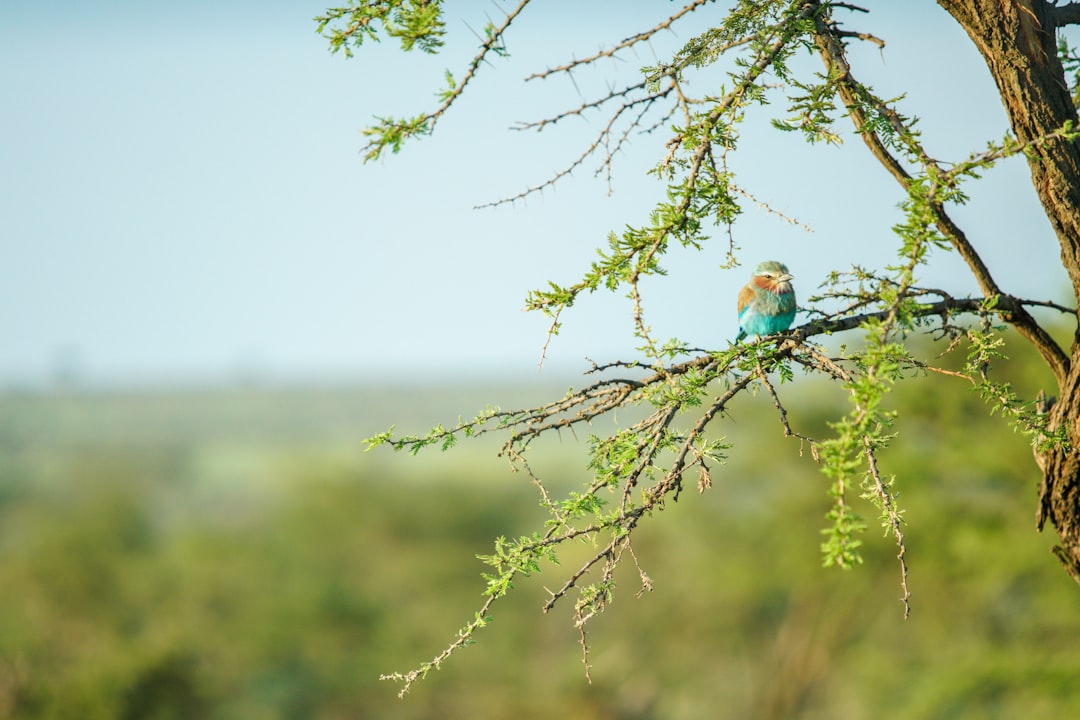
[522,0,714,82]
[832,2,870,12]
[834,29,885,48]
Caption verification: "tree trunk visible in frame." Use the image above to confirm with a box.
[938,0,1080,584]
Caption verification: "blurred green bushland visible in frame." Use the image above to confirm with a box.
[1,336,1079,719]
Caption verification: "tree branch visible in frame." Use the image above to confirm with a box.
[1055,2,1080,27]
[476,82,673,209]
[524,0,716,82]
[809,3,1071,385]
[372,290,1073,458]
[359,0,533,161]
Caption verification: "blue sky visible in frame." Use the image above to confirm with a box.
[1,1,1068,388]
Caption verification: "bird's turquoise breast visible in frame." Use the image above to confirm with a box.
[739,307,796,335]
[738,289,796,337]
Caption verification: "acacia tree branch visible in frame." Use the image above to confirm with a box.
[757,365,821,452]
[359,0,533,161]
[809,2,1071,385]
[485,3,760,210]
[476,83,674,209]
[372,291,1074,457]
[834,28,885,47]
[524,0,717,81]
[426,0,530,118]
[1055,2,1080,27]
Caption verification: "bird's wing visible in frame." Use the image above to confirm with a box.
[737,284,756,317]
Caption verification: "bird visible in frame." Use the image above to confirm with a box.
[736,260,797,342]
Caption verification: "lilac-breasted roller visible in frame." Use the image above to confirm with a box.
[736,260,796,341]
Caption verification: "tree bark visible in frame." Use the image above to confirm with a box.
[938,0,1080,584]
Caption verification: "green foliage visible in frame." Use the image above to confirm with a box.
[315,0,446,57]
[318,0,522,162]
[360,114,433,162]
[816,331,903,572]
[1058,35,1080,110]
[966,328,1071,454]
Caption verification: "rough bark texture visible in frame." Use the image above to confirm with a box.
[938,0,1080,584]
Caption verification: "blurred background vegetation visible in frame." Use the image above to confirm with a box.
[2,332,1080,719]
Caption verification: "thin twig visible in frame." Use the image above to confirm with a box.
[864,438,912,618]
[524,0,715,81]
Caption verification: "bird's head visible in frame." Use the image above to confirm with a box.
[751,260,794,293]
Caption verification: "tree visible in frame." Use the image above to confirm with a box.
[318,0,1080,695]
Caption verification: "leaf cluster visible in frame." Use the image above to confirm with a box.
[316,0,446,57]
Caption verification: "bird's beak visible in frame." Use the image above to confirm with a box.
[779,273,794,282]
